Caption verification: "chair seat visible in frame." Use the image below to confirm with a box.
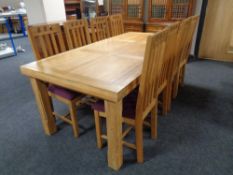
[92,88,138,119]
[48,85,80,100]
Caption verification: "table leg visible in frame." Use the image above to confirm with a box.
[105,100,123,170]
[30,78,57,135]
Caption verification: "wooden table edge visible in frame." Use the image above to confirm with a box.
[20,65,124,102]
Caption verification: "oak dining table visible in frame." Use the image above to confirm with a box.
[20,32,153,170]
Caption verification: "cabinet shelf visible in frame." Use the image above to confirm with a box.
[64,0,81,17]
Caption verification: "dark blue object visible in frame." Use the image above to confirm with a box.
[18,14,26,36]
[4,17,17,56]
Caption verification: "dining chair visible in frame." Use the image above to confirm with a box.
[178,16,199,86]
[28,23,84,137]
[91,29,168,163]
[28,24,66,61]
[109,14,124,36]
[171,17,192,99]
[63,19,91,50]
[158,22,180,115]
[90,16,111,42]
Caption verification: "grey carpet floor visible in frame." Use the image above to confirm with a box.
[0,37,233,175]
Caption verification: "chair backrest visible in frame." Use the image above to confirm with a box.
[63,19,91,49]
[158,22,180,90]
[109,14,124,36]
[173,17,191,74]
[27,23,66,60]
[181,15,199,64]
[90,16,111,42]
[136,29,168,121]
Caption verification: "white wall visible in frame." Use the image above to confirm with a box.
[24,0,66,25]
[42,0,66,23]
[24,0,46,25]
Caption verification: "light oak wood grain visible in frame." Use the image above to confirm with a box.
[93,29,169,164]
[21,32,153,102]
[30,78,57,135]
[105,100,123,170]
[172,17,192,98]
[109,14,125,36]
[28,23,85,137]
[27,23,66,61]
[178,16,199,85]
[90,16,111,42]
[21,32,153,170]
[158,22,180,115]
[63,19,91,50]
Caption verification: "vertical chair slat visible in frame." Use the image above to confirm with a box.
[90,16,111,42]
[109,14,124,36]
[27,22,84,138]
[64,19,91,50]
[27,23,66,60]
[39,36,49,58]
[50,33,59,54]
[72,28,79,48]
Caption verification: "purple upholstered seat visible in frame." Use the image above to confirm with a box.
[92,88,138,119]
[48,85,79,100]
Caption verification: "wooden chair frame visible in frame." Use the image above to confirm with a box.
[63,19,91,50]
[27,24,66,61]
[109,14,125,36]
[93,29,169,163]
[172,16,199,99]
[28,23,84,137]
[170,17,192,99]
[158,22,180,115]
[90,16,111,42]
[178,16,199,86]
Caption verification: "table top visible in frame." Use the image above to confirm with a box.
[21,32,153,102]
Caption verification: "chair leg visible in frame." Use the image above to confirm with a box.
[151,105,158,139]
[172,72,180,99]
[48,96,56,122]
[166,83,172,112]
[135,120,144,163]
[68,102,79,138]
[179,65,185,86]
[94,110,103,149]
[162,87,169,115]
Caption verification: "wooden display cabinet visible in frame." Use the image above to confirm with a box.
[109,0,125,15]
[124,0,144,32]
[108,0,144,32]
[98,0,109,16]
[64,0,82,19]
[146,0,196,32]
[64,0,196,32]
[81,0,98,19]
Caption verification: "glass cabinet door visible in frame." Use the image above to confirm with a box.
[98,0,109,16]
[149,0,194,22]
[82,0,98,19]
[171,0,191,19]
[110,0,124,15]
[126,0,143,20]
[150,0,169,20]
